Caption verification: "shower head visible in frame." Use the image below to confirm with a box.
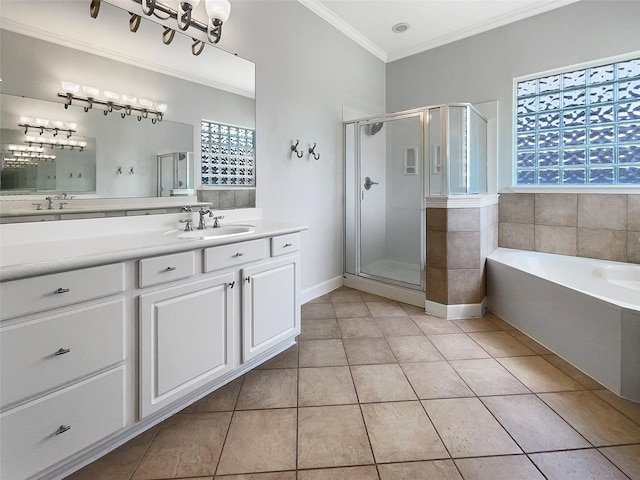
[367,122,384,136]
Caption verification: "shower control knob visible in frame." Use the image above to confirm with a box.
[364,177,379,190]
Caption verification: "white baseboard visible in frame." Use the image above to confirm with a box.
[425,298,487,319]
[301,275,344,304]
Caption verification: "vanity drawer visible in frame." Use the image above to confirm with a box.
[0,299,126,408]
[139,251,195,288]
[0,366,126,480]
[204,239,266,272]
[271,233,301,257]
[0,263,125,320]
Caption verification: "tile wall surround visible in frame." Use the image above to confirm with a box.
[426,205,499,306]
[499,193,640,264]
[197,189,256,209]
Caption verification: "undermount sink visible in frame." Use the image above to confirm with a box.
[175,224,256,240]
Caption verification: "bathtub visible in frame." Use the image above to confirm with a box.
[487,248,640,403]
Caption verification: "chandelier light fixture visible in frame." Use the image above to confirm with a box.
[57,81,167,123]
[89,0,231,55]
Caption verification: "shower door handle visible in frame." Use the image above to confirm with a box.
[364,177,379,190]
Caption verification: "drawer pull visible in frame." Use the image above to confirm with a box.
[55,425,71,435]
[54,288,70,294]
[234,253,244,257]
[164,266,177,272]
[228,281,235,289]
[54,347,71,356]
[283,243,293,247]
[245,276,251,283]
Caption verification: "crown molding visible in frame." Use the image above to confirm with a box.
[297,0,388,62]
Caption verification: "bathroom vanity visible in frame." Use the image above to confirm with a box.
[0,208,305,480]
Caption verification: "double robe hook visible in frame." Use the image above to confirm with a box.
[290,140,320,160]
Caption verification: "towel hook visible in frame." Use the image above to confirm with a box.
[309,143,320,161]
[290,140,304,158]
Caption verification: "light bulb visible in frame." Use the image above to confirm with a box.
[66,122,77,130]
[57,139,68,145]
[78,141,88,148]
[36,118,49,126]
[155,103,168,113]
[104,90,120,101]
[181,0,200,7]
[68,140,78,146]
[139,98,154,109]
[205,0,230,22]
[52,120,65,128]
[20,116,33,124]
[61,81,80,93]
[121,94,137,105]
[82,85,100,97]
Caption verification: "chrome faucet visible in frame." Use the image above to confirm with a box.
[45,197,54,210]
[179,218,193,231]
[197,207,211,230]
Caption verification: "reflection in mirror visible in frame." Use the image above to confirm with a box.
[1,93,192,197]
[0,0,256,218]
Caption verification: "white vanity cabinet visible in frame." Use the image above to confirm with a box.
[0,264,127,480]
[139,272,235,418]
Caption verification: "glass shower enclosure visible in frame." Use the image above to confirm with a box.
[344,104,487,293]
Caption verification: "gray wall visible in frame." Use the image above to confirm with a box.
[220,1,387,294]
[386,1,640,191]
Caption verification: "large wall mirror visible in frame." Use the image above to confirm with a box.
[0,0,255,205]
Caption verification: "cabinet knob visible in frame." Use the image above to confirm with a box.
[164,266,177,272]
[54,287,70,294]
[55,425,71,435]
[54,347,71,356]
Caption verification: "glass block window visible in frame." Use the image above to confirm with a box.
[515,57,640,185]
[201,120,255,186]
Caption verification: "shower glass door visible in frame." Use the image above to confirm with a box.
[358,112,424,288]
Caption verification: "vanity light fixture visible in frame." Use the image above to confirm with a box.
[90,0,230,54]
[19,117,76,137]
[58,81,167,123]
[24,135,88,152]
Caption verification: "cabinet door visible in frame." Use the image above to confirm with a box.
[242,255,300,363]
[139,274,235,418]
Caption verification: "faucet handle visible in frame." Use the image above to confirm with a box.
[179,218,194,231]
[211,215,225,228]
[59,202,68,210]
[181,206,193,212]
[32,202,42,211]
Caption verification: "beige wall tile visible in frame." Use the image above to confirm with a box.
[447,232,481,269]
[448,208,480,231]
[499,193,534,224]
[534,225,577,256]
[535,193,577,226]
[627,231,640,263]
[577,228,627,262]
[426,230,447,268]
[427,208,447,231]
[628,195,640,231]
[426,267,447,304]
[577,194,627,230]
[447,269,484,305]
[499,223,535,250]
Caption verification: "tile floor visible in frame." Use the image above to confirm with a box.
[68,287,640,480]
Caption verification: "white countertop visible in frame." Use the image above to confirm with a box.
[0,209,307,281]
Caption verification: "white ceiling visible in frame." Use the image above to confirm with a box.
[299,0,581,62]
